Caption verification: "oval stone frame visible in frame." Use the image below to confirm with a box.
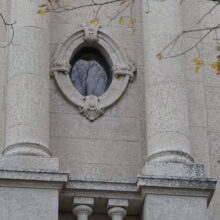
[51,24,136,121]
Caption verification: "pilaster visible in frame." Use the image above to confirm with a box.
[141,0,217,218]
[3,0,51,156]
[142,0,192,167]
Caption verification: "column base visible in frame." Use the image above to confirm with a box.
[0,155,59,170]
[146,150,194,164]
[142,161,205,178]
[3,143,52,157]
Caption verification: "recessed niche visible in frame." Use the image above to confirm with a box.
[70,47,112,97]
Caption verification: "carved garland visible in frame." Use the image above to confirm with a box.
[51,24,136,121]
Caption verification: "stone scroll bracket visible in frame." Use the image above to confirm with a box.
[81,24,101,43]
[51,24,136,121]
[112,63,136,82]
[50,61,71,77]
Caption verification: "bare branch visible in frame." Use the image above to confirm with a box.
[48,0,124,13]
[197,2,220,24]
[159,25,220,59]
[0,12,15,48]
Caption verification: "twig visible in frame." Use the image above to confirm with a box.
[197,2,220,24]
[159,25,220,59]
[0,12,16,48]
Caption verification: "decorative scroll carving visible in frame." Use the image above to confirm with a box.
[79,96,104,121]
[112,63,136,82]
[51,61,71,76]
[82,24,100,43]
[52,24,136,121]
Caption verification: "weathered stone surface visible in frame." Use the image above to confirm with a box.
[143,194,207,220]
[0,187,59,220]
[0,0,220,219]
[0,168,68,220]
[190,127,210,175]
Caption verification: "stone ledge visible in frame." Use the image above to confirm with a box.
[67,178,137,192]
[60,175,217,214]
[0,168,69,190]
[67,175,216,194]
[137,175,216,206]
[0,168,216,214]
[137,175,216,191]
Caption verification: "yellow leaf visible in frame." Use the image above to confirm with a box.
[192,57,203,65]
[195,66,201,73]
[211,63,218,69]
[156,53,163,60]
[89,18,98,24]
[216,45,220,52]
[128,17,135,27]
[37,9,48,14]
[192,58,199,63]
[119,16,123,25]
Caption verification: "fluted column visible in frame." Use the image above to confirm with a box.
[142,0,193,167]
[3,0,51,156]
[108,207,127,220]
[73,205,93,220]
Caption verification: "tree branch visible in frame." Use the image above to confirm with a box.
[0,12,15,48]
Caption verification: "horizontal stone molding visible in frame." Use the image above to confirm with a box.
[0,167,216,215]
[0,168,68,190]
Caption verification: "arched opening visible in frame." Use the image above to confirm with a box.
[69,47,112,97]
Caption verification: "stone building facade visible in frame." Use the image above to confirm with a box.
[0,0,219,219]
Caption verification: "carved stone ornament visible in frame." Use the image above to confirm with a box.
[51,24,136,121]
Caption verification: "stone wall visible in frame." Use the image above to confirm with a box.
[181,1,220,219]
[0,0,220,219]
[49,0,145,182]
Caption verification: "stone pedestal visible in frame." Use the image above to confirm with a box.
[142,194,207,220]
[138,175,216,220]
[0,168,68,220]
